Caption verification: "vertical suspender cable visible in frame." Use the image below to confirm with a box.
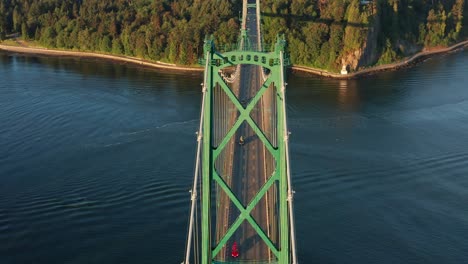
[184,51,210,264]
[256,0,261,51]
[280,51,298,264]
[194,191,199,264]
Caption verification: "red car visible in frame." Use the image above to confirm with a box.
[231,242,239,258]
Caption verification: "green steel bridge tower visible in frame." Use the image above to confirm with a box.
[183,1,297,263]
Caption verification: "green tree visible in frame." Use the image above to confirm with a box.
[78,29,91,50]
[328,24,344,70]
[303,23,329,64]
[425,6,447,46]
[179,44,187,64]
[100,35,111,52]
[377,39,397,65]
[343,1,368,51]
[418,23,427,45]
[56,31,67,48]
[40,27,57,47]
[449,0,464,41]
[135,32,148,58]
[21,22,28,39]
[0,7,5,40]
[112,38,124,55]
[13,6,22,32]
[168,41,177,63]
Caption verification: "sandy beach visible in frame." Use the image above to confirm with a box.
[2,39,468,78]
[0,44,204,73]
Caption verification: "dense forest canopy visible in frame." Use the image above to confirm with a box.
[0,0,241,65]
[0,0,467,71]
[261,0,467,70]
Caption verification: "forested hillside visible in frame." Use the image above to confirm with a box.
[262,0,467,71]
[0,0,241,65]
[0,0,467,71]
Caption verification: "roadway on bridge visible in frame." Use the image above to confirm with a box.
[215,1,278,262]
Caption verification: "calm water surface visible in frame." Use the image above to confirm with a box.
[1,50,468,263]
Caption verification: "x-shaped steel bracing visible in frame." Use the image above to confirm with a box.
[211,70,281,258]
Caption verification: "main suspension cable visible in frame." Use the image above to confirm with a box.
[183,51,210,264]
[280,51,298,264]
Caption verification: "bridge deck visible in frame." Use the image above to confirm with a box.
[214,1,279,262]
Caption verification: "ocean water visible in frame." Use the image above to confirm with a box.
[1,50,468,263]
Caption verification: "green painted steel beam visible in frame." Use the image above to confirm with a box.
[210,51,281,68]
[202,49,213,264]
[277,83,289,264]
[199,35,292,264]
[212,75,275,159]
[211,170,279,258]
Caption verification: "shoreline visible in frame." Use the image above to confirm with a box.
[0,44,204,73]
[2,39,468,78]
[291,39,468,79]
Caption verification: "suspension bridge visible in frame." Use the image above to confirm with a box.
[183,0,297,263]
